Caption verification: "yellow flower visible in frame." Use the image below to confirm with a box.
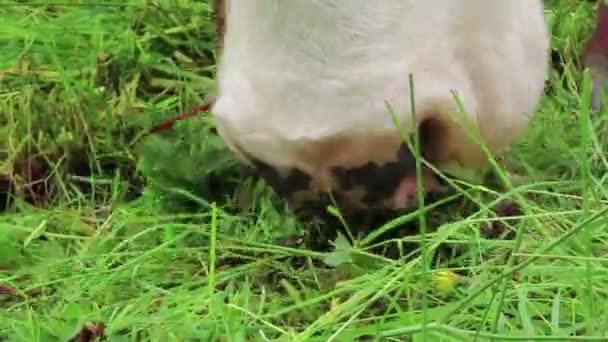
[433,270,462,292]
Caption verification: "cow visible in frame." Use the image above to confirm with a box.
[210,0,550,217]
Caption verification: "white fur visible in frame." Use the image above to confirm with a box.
[212,1,550,177]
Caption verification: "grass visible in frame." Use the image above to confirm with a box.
[1,0,608,341]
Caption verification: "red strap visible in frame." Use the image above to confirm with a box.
[148,102,213,134]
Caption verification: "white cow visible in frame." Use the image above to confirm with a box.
[211,0,550,213]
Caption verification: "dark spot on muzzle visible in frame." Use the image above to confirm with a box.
[250,159,312,199]
[241,140,448,216]
[331,143,418,206]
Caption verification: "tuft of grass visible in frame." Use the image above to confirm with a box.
[1,1,608,341]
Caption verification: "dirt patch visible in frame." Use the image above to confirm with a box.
[2,143,145,212]
[65,147,145,202]
[68,322,106,342]
[0,174,13,210]
[11,153,54,207]
[481,199,522,240]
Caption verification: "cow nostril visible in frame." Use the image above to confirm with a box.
[418,116,447,164]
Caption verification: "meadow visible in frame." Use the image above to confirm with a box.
[1,1,608,341]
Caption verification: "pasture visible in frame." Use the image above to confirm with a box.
[1,1,607,340]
